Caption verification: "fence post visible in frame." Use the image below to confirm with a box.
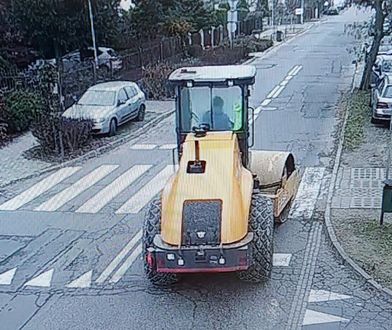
[188,32,192,46]
[59,129,64,161]
[211,26,215,48]
[219,25,224,46]
[138,47,143,67]
[199,29,205,50]
[92,62,97,84]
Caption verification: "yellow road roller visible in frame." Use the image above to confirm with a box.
[143,65,300,285]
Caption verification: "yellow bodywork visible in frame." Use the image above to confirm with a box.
[161,132,253,246]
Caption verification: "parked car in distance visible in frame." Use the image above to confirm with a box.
[371,55,392,85]
[370,74,392,124]
[325,7,339,15]
[28,47,122,73]
[80,47,123,72]
[62,81,146,135]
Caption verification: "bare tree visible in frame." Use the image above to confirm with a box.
[360,0,387,90]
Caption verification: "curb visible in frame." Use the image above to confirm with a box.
[323,67,392,297]
[243,22,317,65]
[0,109,175,190]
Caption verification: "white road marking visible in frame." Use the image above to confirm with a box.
[291,65,303,76]
[254,106,262,115]
[116,165,175,214]
[159,144,177,150]
[24,269,54,287]
[35,165,118,212]
[285,75,293,81]
[66,270,92,288]
[109,244,142,283]
[273,253,292,266]
[289,167,325,220]
[302,309,349,326]
[288,65,301,76]
[96,230,142,284]
[267,85,281,99]
[308,290,352,303]
[280,80,289,86]
[0,268,17,285]
[271,85,285,98]
[0,167,80,211]
[76,165,151,214]
[261,99,272,107]
[130,144,157,150]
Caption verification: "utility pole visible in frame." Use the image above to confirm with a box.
[88,0,99,68]
[272,0,275,37]
[301,0,304,24]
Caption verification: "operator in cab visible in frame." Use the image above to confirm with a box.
[202,96,233,130]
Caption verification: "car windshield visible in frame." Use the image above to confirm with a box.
[78,90,116,106]
[383,85,392,98]
[180,86,243,131]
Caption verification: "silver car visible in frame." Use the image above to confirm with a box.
[63,81,146,135]
[371,55,392,85]
[371,74,392,124]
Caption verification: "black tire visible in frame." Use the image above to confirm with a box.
[136,104,146,122]
[238,194,274,283]
[109,118,117,136]
[143,196,178,286]
[371,117,382,125]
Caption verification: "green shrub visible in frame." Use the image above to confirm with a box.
[31,114,93,155]
[4,90,44,133]
[141,61,175,100]
[141,58,202,100]
[0,122,8,146]
[232,37,273,53]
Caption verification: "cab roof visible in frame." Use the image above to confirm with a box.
[169,65,256,83]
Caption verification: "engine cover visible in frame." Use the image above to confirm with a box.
[182,200,222,246]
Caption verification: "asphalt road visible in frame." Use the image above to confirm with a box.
[1,7,392,330]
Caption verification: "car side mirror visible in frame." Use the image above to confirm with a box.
[117,99,125,106]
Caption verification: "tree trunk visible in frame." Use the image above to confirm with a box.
[360,0,385,90]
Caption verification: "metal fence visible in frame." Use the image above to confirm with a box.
[0,21,260,108]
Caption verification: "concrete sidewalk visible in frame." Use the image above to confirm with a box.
[0,100,174,188]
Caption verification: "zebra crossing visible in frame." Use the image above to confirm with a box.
[0,166,326,292]
[0,163,176,214]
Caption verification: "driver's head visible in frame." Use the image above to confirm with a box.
[213,96,224,113]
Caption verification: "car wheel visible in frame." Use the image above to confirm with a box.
[109,119,117,136]
[136,104,146,122]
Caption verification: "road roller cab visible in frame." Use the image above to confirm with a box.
[142,65,300,285]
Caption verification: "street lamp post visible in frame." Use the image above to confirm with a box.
[88,0,99,68]
[301,0,304,24]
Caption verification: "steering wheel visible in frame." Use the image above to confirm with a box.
[192,123,210,137]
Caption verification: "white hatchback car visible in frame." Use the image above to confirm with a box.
[63,81,146,135]
[371,74,392,124]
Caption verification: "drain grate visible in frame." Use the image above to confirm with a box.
[351,168,385,180]
[350,197,382,209]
